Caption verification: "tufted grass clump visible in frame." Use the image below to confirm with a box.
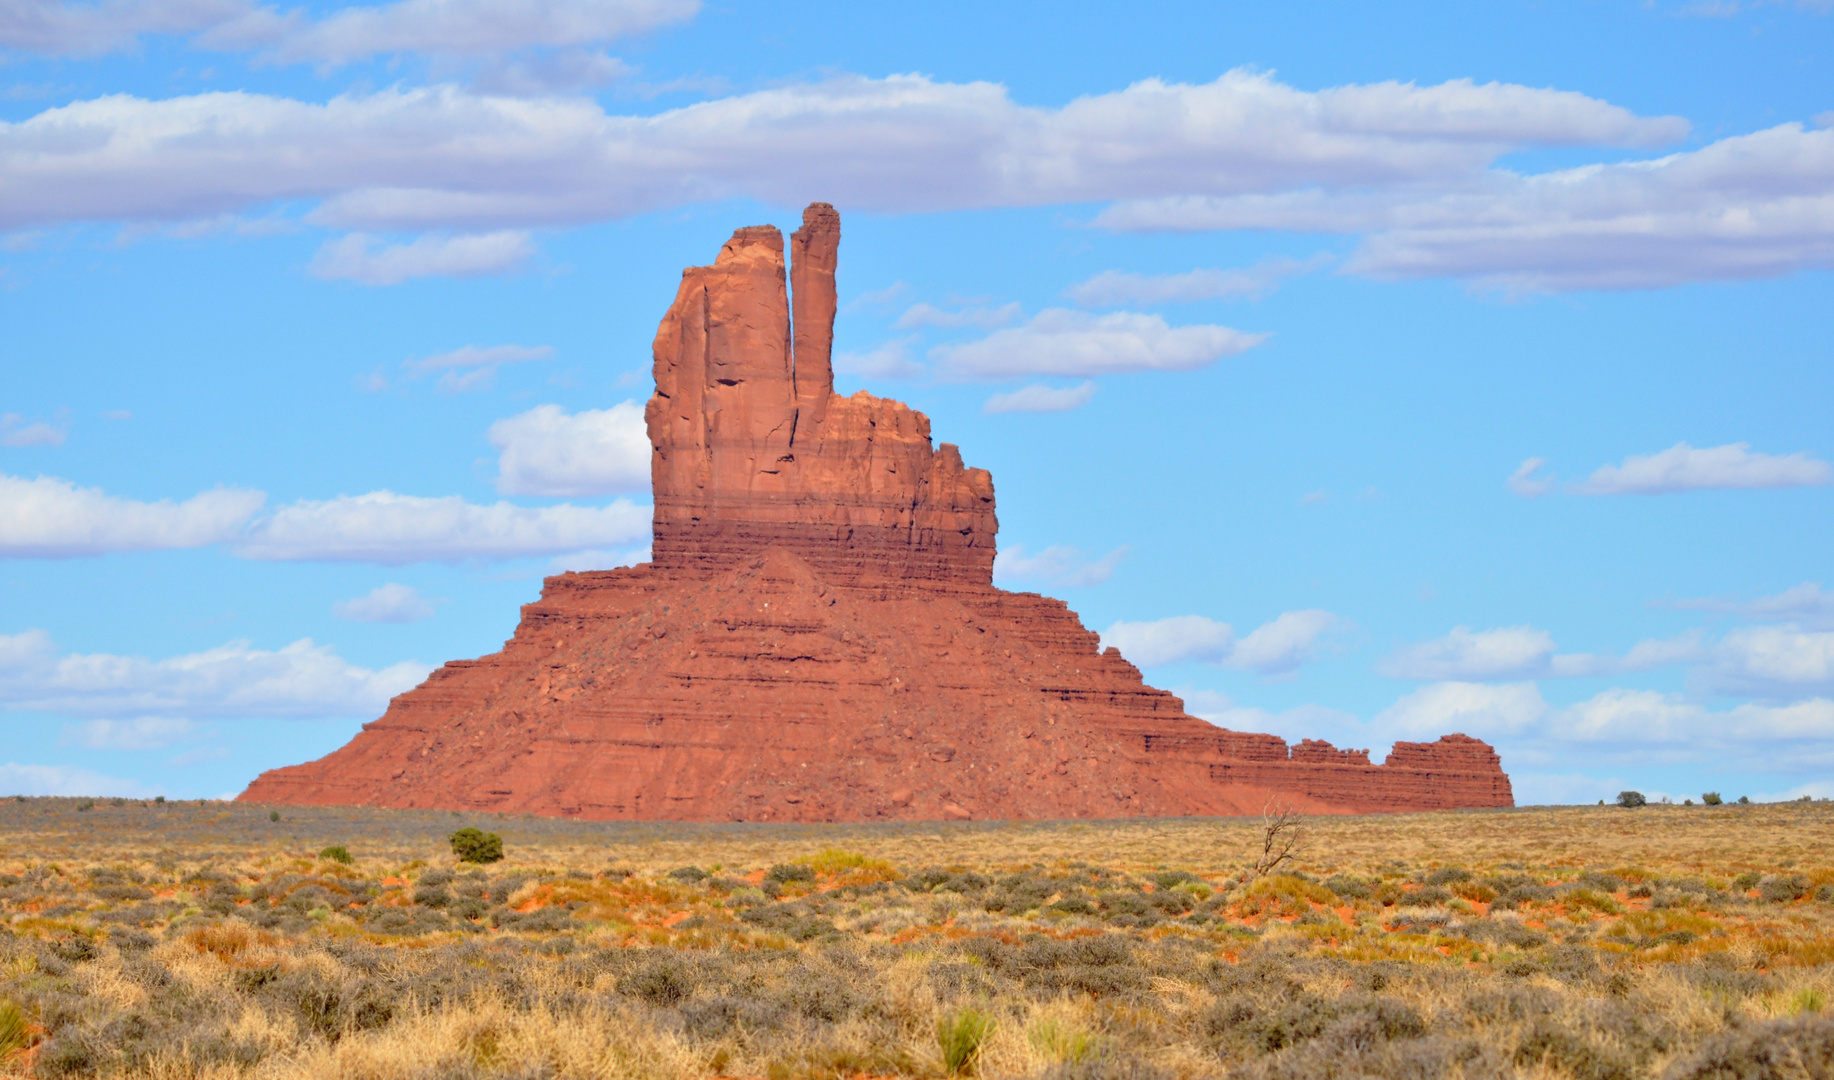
[938,1007,995,1075]
[0,999,29,1059]
[1028,1015,1099,1064]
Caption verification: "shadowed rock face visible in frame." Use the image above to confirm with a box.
[239,204,1513,821]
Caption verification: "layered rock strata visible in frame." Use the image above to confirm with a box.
[241,204,1512,820]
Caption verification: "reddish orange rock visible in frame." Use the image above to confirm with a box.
[240,204,1513,821]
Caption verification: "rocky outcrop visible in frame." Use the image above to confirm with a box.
[240,204,1513,821]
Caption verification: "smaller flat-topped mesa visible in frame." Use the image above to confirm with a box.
[647,204,997,585]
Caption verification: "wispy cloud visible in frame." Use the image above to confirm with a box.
[833,337,923,380]
[61,716,196,750]
[1376,624,1703,681]
[1101,610,1346,675]
[1508,443,1831,496]
[933,310,1267,380]
[1065,255,1331,307]
[1,413,69,447]
[235,490,649,563]
[994,544,1125,589]
[405,342,552,392]
[982,382,1094,415]
[1670,582,1834,631]
[0,628,427,718]
[1578,442,1831,495]
[894,302,1020,330]
[2,0,699,62]
[309,231,534,286]
[332,582,437,623]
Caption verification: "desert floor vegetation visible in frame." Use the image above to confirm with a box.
[2,797,1833,1079]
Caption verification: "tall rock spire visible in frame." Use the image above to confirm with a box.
[790,202,840,436]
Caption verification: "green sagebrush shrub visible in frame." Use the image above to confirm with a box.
[1701,792,1723,805]
[1617,791,1647,808]
[318,845,354,865]
[449,828,504,864]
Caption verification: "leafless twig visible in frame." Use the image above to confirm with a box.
[1250,800,1304,878]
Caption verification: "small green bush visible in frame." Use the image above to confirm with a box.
[1702,792,1723,805]
[1616,791,1647,809]
[270,810,280,822]
[938,1007,994,1075]
[765,862,816,885]
[318,845,354,865]
[1738,795,1750,804]
[449,828,504,864]
[1758,875,1808,903]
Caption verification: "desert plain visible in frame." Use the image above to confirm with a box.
[2,797,1833,1080]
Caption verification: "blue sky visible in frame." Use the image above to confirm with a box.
[2,0,1830,806]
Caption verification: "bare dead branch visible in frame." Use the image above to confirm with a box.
[1250,800,1305,878]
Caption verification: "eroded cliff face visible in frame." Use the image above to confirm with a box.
[239,203,1513,821]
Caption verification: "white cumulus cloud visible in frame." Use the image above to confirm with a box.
[1577,442,1831,495]
[982,383,1095,415]
[0,71,1682,235]
[488,401,649,495]
[1101,610,1345,675]
[308,231,534,285]
[333,582,437,622]
[1101,121,1834,291]
[0,472,264,558]
[0,471,649,564]
[1698,625,1834,698]
[235,490,649,563]
[933,310,1268,380]
[0,629,428,718]
[1374,680,1552,739]
[994,544,1125,589]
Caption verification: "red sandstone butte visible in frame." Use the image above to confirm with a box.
[240,204,1513,821]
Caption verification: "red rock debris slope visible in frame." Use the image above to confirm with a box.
[241,205,1512,821]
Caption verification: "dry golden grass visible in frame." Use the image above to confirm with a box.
[2,796,1833,1079]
